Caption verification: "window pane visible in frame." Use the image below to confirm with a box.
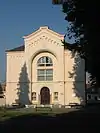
[46,63,53,66]
[32,97,36,101]
[48,57,52,63]
[46,76,53,81]
[32,92,36,101]
[49,58,52,63]
[37,58,42,63]
[37,69,45,81]
[38,63,45,66]
[37,56,53,66]
[38,69,45,75]
[32,92,36,96]
[54,92,58,100]
[42,57,46,63]
[46,69,53,75]
[54,92,58,95]
[46,57,48,63]
[38,76,45,81]
[37,57,45,64]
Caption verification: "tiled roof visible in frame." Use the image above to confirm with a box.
[6,45,25,52]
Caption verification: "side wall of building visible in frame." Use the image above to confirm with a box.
[64,49,85,105]
[6,52,25,105]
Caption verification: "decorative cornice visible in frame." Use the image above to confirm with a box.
[28,35,61,48]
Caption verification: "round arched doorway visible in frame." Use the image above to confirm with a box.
[40,87,50,105]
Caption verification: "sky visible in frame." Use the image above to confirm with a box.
[0,0,76,82]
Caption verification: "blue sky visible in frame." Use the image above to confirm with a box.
[0,0,74,82]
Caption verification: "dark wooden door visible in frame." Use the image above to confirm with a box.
[40,87,50,105]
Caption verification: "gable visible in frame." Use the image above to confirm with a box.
[6,26,65,53]
[23,26,64,41]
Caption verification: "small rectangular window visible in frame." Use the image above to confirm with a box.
[54,92,58,100]
[32,92,36,101]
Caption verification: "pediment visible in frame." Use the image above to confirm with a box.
[23,26,64,41]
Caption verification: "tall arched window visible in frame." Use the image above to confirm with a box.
[37,56,53,81]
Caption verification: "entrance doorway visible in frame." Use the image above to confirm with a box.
[40,87,50,105]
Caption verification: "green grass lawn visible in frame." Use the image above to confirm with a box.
[0,107,78,121]
[0,109,28,121]
[0,107,100,132]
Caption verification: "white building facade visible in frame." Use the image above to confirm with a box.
[6,26,85,106]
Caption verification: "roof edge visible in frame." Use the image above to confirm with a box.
[23,26,64,39]
[6,45,25,52]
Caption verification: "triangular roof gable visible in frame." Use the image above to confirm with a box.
[23,26,64,40]
[6,27,65,52]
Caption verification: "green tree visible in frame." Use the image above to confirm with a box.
[61,0,100,86]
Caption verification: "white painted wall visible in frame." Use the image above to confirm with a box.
[6,52,24,105]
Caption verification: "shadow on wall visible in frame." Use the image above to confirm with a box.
[68,52,85,104]
[0,83,4,98]
[15,63,31,105]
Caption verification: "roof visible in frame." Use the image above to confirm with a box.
[6,26,65,52]
[6,45,25,52]
[23,26,64,39]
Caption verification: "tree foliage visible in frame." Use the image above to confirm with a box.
[62,0,100,86]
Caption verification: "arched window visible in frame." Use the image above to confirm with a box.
[37,56,53,66]
[37,56,53,81]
